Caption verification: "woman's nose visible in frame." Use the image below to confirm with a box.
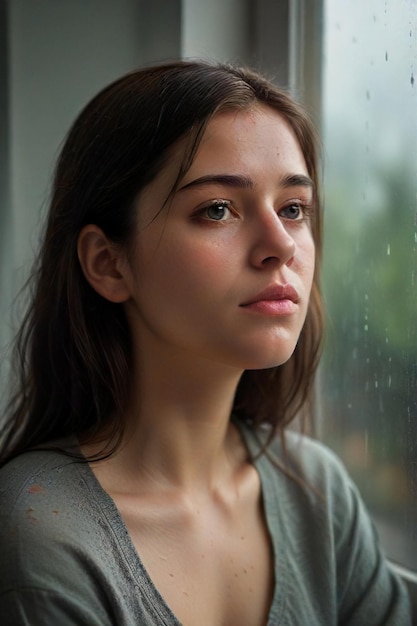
[249,210,296,269]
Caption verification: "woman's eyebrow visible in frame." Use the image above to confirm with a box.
[280,173,314,190]
[178,172,314,192]
[178,174,254,191]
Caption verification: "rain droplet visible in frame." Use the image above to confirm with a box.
[364,324,368,331]
[411,73,415,87]
[385,51,388,61]
[387,243,391,255]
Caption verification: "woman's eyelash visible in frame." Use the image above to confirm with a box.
[194,198,313,223]
[280,201,313,220]
[198,200,233,221]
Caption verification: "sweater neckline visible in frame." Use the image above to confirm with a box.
[75,423,288,625]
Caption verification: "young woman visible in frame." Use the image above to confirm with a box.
[0,60,411,625]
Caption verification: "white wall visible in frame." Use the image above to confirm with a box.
[182,0,252,62]
[9,0,145,274]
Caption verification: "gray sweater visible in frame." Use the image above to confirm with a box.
[0,424,411,625]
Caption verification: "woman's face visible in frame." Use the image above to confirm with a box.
[123,104,316,372]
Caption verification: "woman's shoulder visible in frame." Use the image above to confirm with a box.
[0,444,84,507]
[239,421,350,486]
[0,446,144,624]
[284,429,352,487]
[0,445,93,543]
[0,445,113,598]
[238,421,363,521]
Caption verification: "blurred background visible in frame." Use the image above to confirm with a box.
[320,0,417,574]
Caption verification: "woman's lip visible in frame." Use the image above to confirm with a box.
[240,283,300,307]
[241,299,298,315]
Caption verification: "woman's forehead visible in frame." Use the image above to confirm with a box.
[181,106,308,184]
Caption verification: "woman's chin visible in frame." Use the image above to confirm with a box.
[237,345,296,371]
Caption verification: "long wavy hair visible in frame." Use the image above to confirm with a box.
[1,60,323,462]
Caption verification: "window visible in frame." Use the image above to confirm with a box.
[319,0,417,574]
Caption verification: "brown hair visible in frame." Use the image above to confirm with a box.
[0,60,323,462]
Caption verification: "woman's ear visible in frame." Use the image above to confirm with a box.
[77,225,132,303]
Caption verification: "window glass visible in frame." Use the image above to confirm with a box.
[320,0,417,570]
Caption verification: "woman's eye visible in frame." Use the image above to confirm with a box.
[279,202,307,221]
[203,201,232,221]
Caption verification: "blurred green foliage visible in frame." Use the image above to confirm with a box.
[319,155,417,565]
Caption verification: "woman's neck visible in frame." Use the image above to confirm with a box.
[85,351,247,495]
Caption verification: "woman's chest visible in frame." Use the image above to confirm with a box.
[117,493,274,626]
